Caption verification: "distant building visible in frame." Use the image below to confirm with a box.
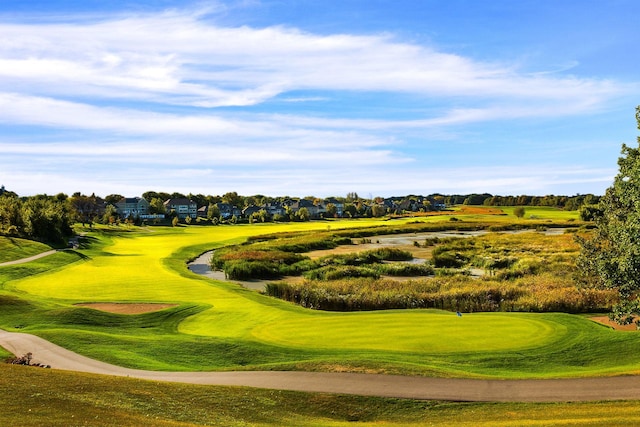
[216,203,241,219]
[164,198,197,219]
[115,197,150,218]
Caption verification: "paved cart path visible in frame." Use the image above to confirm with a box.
[2,328,640,402]
[0,250,58,266]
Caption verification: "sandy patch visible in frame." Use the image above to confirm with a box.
[75,302,177,315]
[590,316,638,331]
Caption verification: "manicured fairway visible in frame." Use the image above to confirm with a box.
[2,219,640,378]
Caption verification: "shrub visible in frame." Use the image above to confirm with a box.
[303,265,380,280]
[225,260,282,280]
[376,263,434,276]
[432,252,467,268]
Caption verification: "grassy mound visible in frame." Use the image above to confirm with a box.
[0,236,53,263]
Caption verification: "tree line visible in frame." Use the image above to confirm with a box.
[0,184,601,243]
[0,191,73,244]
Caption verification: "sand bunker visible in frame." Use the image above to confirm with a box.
[75,302,177,315]
[590,316,638,331]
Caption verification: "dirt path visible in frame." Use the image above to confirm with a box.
[2,328,640,402]
[0,250,58,267]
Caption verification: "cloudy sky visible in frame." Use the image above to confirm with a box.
[1,0,639,198]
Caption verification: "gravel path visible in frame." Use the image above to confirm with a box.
[2,328,640,402]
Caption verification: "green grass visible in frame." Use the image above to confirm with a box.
[499,206,581,221]
[2,364,640,427]
[0,236,53,263]
[1,218,640,379]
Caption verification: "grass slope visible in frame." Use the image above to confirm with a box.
[2,364,640,427]
[2,218,640,378]
[0,236,53,263]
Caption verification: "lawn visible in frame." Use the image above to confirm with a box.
[2,364,640,427]
[1,216,640,379]
[0,236,53,263]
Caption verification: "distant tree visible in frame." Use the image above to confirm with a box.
[104,194,123,205]
[371,204,386,217]
[343,203,357,218]
[0,195,22,235]
[21,197,72,243]
[222,192,244,208]
[207,204,221,220]
[284,205,294,221]
[70,193,102,225]
[244,196,256,207]
[296,207,310,221]
[103,204,118,225]
[188,193,207,208]
[170,192,187,200]
[325,203,337,218]
[149,198,166,215]
[513,206,526,219]
[142,191,160,201]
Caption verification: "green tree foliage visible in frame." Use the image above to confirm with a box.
[149,197,166,215]
[222,191,244,208]
[513,206,526,218]
[0,194,22,235]
[69,193,102,225]
[325,203,337,218]
[104,194,123,205]
[207,204,220,220]
[0,193,72,243]
[577,106,640,324]
[296,207,310,221]
[371,204,386,217]
[103,204,119,225]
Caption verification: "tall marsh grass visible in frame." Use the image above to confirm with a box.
[265,274,615,312]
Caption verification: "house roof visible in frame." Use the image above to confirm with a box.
[163,198,196,206]
[117,197,147,205]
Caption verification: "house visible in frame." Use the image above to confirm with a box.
[324,197,344,217]
[242,205,263,218]
[115,197,150,218]
[263,202,285,217]
[164,198,197,219]
[216,203,241,220]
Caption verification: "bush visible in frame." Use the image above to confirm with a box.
[225,260,282,280]
[376,263,434,276]
[432,252,467,268]
[303,265,380,280]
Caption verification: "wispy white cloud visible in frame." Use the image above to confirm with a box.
[0,9,623,110]
[0,7,632,198]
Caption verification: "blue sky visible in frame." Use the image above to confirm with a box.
[0,0,638,198]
